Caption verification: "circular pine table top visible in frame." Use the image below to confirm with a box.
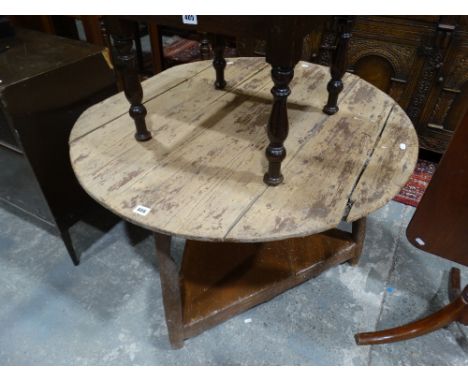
[70,57,418,242]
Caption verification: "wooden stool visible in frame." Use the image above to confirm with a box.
[103,15,354,186]
[70,57,418,348]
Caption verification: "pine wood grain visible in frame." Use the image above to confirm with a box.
[70,60,212,142]
[346,104,419,222]
[70,57,418,242]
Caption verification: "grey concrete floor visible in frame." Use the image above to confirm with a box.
[0,200,467,365]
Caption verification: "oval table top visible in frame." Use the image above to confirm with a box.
[70,57,418,242]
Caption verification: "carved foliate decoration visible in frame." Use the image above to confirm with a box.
[444,51,468,89]
[428,90,456,128]
[312,18,339,66]
[406,44,443,123]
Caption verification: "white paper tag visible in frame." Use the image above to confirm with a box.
[133,205,151,216]
[399,143,407,150]
[182,15,198,25]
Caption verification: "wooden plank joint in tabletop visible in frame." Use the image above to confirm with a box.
[341,104,396,221]
[345,104,419,223]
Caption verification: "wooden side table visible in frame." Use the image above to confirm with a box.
[103,15,353,186]
[70,57,418,348]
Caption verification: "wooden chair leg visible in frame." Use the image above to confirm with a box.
[210,34,226,89]
[104,17,151,142]
[355,272,468,345]
[133,22,145,74]
[154,233,185,349]
[262,17,303,186]
[323,16,354,115]
[263,65,294,186]
[349,217,366,266]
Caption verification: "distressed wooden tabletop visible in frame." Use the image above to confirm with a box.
[70,57,418,242]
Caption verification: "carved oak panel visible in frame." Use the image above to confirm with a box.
[307,16,467,155]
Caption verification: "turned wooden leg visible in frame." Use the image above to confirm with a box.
[133,22,145,74]
[263,66,294,186]
[210,34,226,89]
[355,269,468,345]
[154,233,184,349]
[105,17,151,141]
[323,16,354,115]
[349,217,367,266]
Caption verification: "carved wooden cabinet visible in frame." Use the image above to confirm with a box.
[308,16,468,155]
[0,28,116,265]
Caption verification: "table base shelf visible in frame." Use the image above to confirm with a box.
[156,218,366,348]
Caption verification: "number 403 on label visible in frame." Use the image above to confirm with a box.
[182,15,198,25]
